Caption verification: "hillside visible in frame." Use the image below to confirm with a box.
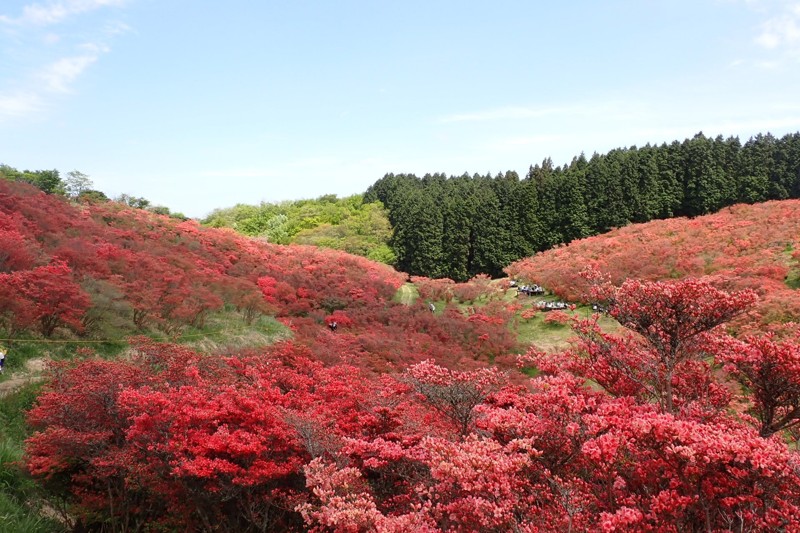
[506,199,800,329]
[0,179,521,373]
[3,181,800,531]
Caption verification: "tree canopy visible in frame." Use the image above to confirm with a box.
[367,132,800,280]
[203,194,395,263]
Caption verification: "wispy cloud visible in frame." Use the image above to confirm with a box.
[487,135,565,150]
[102,19,131,36]
[0,0,126,26]
[37,44,106,92]
[0,43,106,120]
[756,6,800,47]
[628,117,800,143]
[0,0,128,122]
[0,92,43,118]
[752,1,800,62]
[439,106,573,124]
[438,101,648,125]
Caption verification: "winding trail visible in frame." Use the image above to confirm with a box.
[395,283,418,305]
[0,358,46,398]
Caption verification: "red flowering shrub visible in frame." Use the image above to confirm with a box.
[506,200,800,329]
[543,309,571,325]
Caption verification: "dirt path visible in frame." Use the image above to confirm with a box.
[0,358,46,398]
[395,283,418,305]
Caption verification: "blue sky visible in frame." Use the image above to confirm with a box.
[2,0,800,218]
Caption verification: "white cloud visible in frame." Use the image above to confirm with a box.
[38,48,103,92]
[754,1,800,54]
[439,106,572,124]
[438,101,648,125]
[0,0,126,26]
[0,0,127,122]
[0,92,43,118]
[102,20,131,36]
[0,41,108,121]
[756,14,800,48]
[487,135,565,150]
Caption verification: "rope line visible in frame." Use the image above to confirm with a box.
[0,324,273,344]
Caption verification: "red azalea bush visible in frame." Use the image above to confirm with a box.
[24,279,800,532]
[506,200,800,329]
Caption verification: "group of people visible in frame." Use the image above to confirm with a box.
[536,300,570,311]
[510,281,545,296]
[517,284,545,296]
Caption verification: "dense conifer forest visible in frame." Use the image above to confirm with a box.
[366,132,800,279]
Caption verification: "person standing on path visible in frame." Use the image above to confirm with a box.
[0,344,6,374]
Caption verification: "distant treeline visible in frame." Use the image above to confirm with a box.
[203,194,396,264]
[365,132,800,281]
[0,164,188,219]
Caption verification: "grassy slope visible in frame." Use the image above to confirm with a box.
[1,383,65,532]
[393,283,419,306]
[515,305,622,352]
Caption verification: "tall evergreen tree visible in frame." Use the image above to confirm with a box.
[656,141,685,217]
[518,172,545,254]
[469,174,505,277]
[528,159,564,248]
[632,145,663,222]
[680,133,730,216]
[390,186,444,278]
[738,133,774,203]
[778,133,800,198]
[441,175,476,281]
[552,163,590,243]
[585,151,628,232]
[491,170,525,268]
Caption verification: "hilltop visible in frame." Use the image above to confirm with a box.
[506,199,800,329]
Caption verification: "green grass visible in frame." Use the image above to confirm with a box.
[0,337,128,384]
[786,268,800,289]
[781,246,800,289]
[0,492,64,533]
[0,384,65,533]
[177,313,292,352]
[0,308,292,373]
[0,383,42,442]
[0,342,50,377]
[396,278,624,354]
[513,298,622,353]
[394,283,419,305]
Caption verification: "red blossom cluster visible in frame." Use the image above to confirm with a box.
[9,181,800,530]
[506,199,800,329]
[0,261,90,336]
[542,309,571,325]
[4,180,526,374]
[23,277,800,531]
